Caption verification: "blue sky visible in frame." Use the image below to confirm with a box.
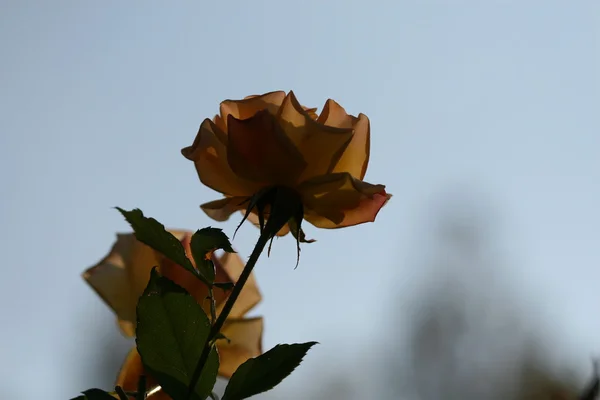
[1,1,598,398]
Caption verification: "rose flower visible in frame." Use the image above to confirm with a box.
[83,230,262,396]
[182,90,391,236]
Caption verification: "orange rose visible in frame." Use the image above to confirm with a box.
[83,230,262,387]
[182,91,391,236]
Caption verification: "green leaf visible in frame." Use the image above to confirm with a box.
[72,389,115,400]
[115,207,206,283]
[190,227,235,285]
[222,342,318,400]
[136,268,219,400]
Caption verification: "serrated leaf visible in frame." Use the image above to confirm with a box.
[190,228,235,285]
[115,207,207,284]
[222,342,317,400]
[72,389,115,400]
[136,268,219,400]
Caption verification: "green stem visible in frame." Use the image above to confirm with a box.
[208,287,217,324]
[186,231,270,399]
[136,375,147,400]
[114,386,129,400]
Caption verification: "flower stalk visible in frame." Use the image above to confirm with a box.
[187,186,302,399]
[186,231,271,400]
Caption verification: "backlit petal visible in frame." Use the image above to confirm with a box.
[227,110,306,185]
[303,106,318,120]
[181,119,261,196]
[278,92,354,182]
[118,320,135,337]
[332,113,370,180]
[124,230,189,334]
[82,234,138,337]
[84,232,192,337]
[217,318,264,378]
[220,91,286,124]
[200,196,249,222]
[299,172,391,228]
[213,113,226,134]
[316,98,356,129]
[126,237,164,308]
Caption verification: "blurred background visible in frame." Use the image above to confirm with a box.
[1,1,599,399]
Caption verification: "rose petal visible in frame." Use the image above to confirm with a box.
[118,320,135,337]
[125,232,193,311]
[82,234,138,337]
[277,92,355,182]
[298,172,391,228]
[227,110,306,185]
[217,317,264,378]
[215,252,262,319]
[303,106,318,120]
[85,231,189,336]
[331,113,370,180]
[219,91,286,124]
[181,119,261,197]
[115,348,167,399]
[84,232,185,337]
[316,98,356,129]
[213,113,226,133]
[200,196,249,222]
